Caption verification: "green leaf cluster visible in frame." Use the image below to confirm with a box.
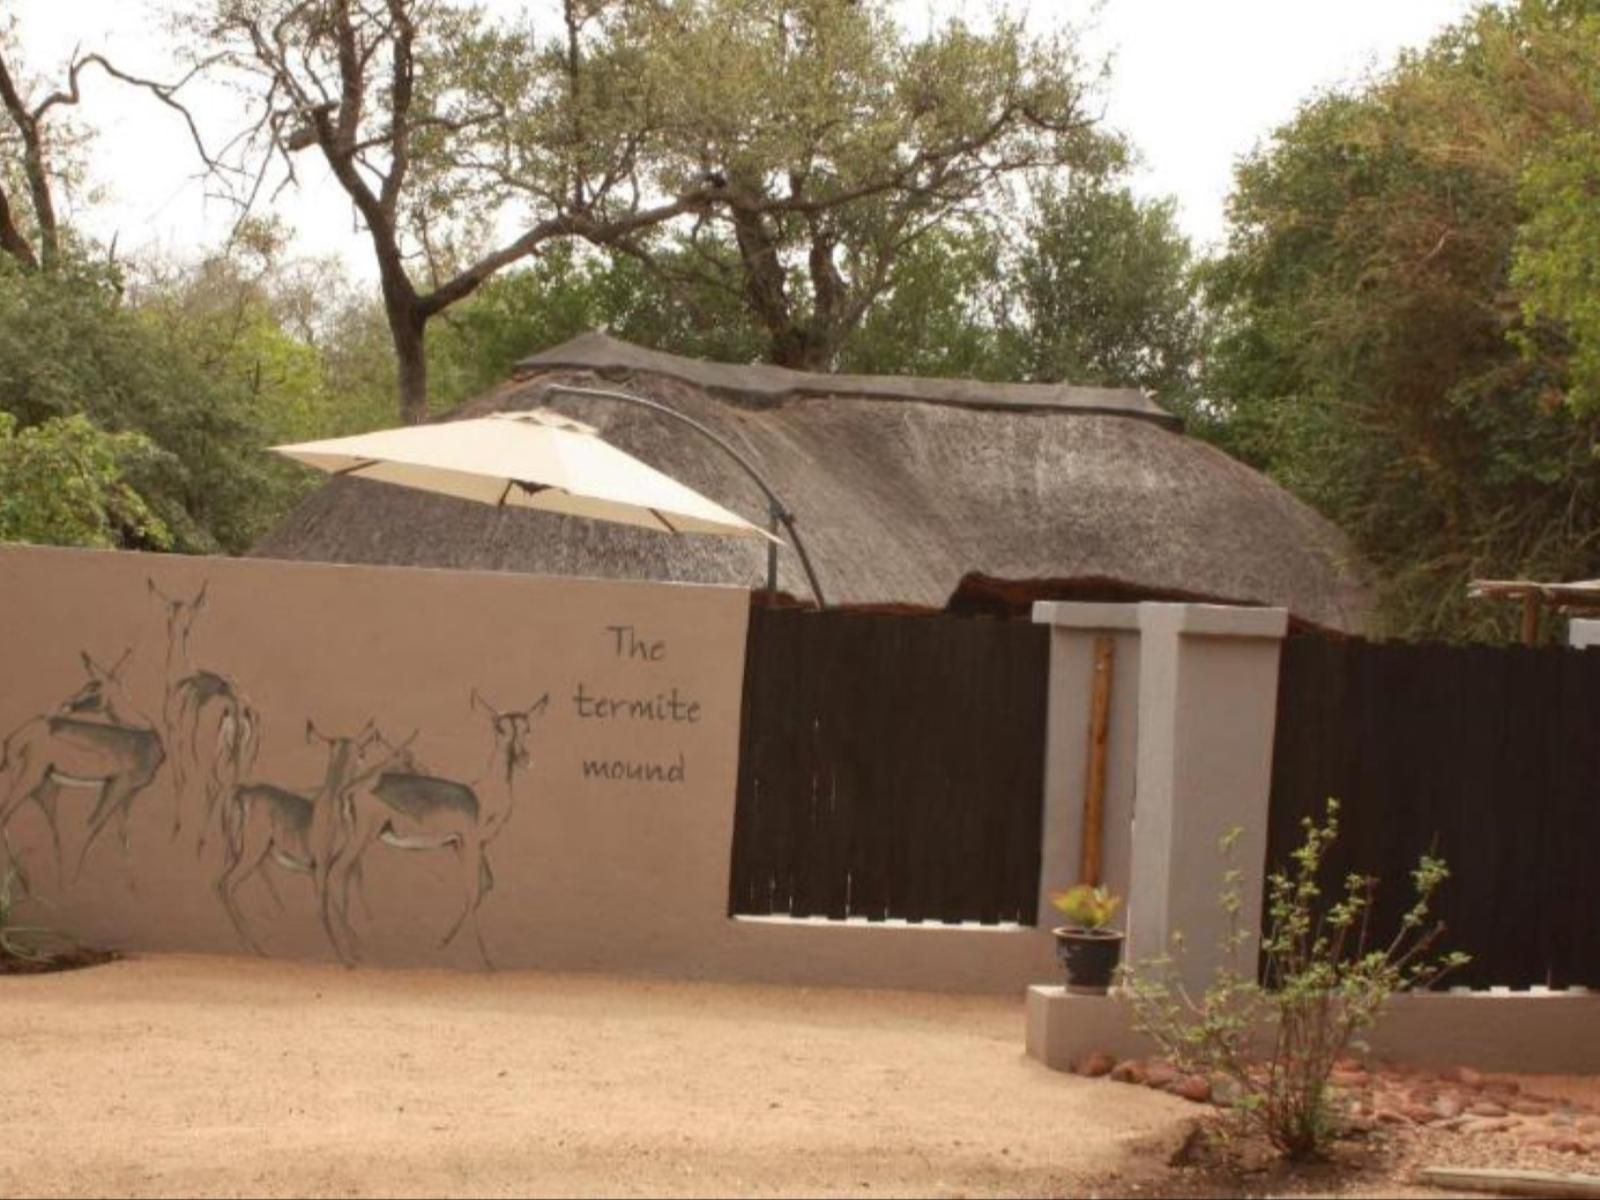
[0,245,395,556]
[0,411,168,550]
[425,169,1202,409]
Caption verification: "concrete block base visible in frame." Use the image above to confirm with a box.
[1026,986,1600,1076]
[1025,986,1156,1070]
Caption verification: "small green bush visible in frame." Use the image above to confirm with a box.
[0,858,72,965]
[1123,799,1468,1161]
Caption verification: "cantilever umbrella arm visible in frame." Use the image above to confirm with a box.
[543,384,828,610]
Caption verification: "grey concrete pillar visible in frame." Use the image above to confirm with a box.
[1570,618,1600,649]
[1127,603,1289,995]
[1029,603,1143,928]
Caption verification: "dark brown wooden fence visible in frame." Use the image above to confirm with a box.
[729,607,1050,925]
[1268,636,1600,990]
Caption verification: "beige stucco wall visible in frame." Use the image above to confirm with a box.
[0,545,1060,990]
[0,544,752,974]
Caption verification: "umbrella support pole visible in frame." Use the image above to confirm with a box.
[766,502,781,594]
[545,384,828,610]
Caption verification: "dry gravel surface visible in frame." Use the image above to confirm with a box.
[0,954,1196,1199]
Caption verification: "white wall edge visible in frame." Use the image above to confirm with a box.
[1031,601,1143,630]
[1138,602,1290,640]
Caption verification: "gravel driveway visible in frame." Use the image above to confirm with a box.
[0,954,1192,1198]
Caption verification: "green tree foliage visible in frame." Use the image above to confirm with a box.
[1009,177,1201,405]
[0,412,170,550]
[1204,0,1600,640]
[426,172,1203,403]
[624,0,1112,370]
[1506,3,1600,414]
[0,249,380,555]
[837,221,1012,380]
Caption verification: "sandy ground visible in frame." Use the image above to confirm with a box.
[0,955,1194,1199]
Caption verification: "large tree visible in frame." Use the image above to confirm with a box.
[187,0,1112,410]
[602,0,1110,371]
[0,17,210,274]
[1204,0,1600,640]
[187,0,729,423]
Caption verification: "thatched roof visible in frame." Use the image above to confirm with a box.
[254,333,1372,631]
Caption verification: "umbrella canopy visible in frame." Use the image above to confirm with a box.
[272,409,779,541]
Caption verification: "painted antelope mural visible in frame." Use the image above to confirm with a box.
[215,720,413,959]
[321,691,549,969]
[148,579,261,855]
[0,650,166,881]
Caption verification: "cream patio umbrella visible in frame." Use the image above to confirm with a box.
[271,409,781,542]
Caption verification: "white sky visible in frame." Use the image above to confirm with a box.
[9,0,1480,275]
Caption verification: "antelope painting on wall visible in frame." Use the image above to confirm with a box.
[321,692,549,968]
[215,719,416,960]
[0,650,167,882]
[1,570,555,971]
[148,579,261,856]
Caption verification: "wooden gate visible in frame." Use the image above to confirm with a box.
[729,607,1050,925]
[1268,636,1600,989]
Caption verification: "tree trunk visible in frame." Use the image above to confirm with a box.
[387,299,430,426]
[0,183,37,271]
[765,324,836,372]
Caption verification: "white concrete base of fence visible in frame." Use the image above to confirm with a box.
[1026,985,1600,1075]
[727,917,1057,993]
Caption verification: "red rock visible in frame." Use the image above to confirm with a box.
[1433,1095,1465,1120]
[1171,1076,1212,1104]
[1483,1077,1522,1097]
[1510,1100,1549,1117]
[1576,1118,1600,1135]
[1435,1117,1466,1132]
[1331,1069,1370,1089]
[1444,1066,1485,1088]
[1467,1101,1508,1118]
[1075,1051,1116,1078]
[1460,1117,1515,1135]
[1336,1057,1364,1072]
[1548,1138,1588,1155]
[1110,1059,1147,1085]
[1402,1104,1439,1124]
[1143,1062,1178,1089]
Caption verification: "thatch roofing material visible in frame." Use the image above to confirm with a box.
[254,333,1371,631]
[516,333,1182,427]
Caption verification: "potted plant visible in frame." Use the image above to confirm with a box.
[1049,884,1124,994]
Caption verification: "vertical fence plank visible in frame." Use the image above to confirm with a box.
[855,613,896,921]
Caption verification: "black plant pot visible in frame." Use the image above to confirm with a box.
[1053,927,1125,995]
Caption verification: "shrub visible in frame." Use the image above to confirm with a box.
[1122,799,1468,1161]
[0,858,72,965]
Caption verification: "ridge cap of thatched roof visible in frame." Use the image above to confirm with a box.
[512,331,1183,430]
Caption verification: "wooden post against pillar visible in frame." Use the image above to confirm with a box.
[1521,593,1541,646]
[1079,634,1115,886]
